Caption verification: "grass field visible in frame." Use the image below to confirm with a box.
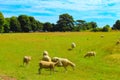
[0,32,120,80]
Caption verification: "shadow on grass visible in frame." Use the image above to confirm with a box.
[68,48,72,51]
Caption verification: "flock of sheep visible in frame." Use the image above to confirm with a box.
[2,34,120,80]
[22,35,120,75]
[23,42,96,75]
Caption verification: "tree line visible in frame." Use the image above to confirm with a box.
[0,12,120,33]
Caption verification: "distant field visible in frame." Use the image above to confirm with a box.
[0,32,120,80]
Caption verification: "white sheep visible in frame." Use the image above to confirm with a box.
[71,42,76,49]
[38,60,59,74]
[52,57,75,71]
[84,51,96,58]
[23,56,31,65]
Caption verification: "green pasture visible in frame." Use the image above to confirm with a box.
[0,32,120,80]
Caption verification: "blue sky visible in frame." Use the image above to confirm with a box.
[0,0,120,27]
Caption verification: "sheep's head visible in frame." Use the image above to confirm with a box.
[52,57,59,62]
[43,51,48,56]
[56,60,63,67]
[72,63,76,70]
[52,57,63,67]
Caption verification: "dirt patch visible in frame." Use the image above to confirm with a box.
[0,75,17,80]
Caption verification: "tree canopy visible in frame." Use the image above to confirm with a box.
[0,12,120,33]
[10,16,21,32]
[43,22,53,32]
[57,13,74,31]
[0,12,4,32]
[18,15,31,32]
[112,20,120,30]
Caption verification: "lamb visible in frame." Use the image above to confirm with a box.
[52,57,75,71]
[71,42,76,49]
[23,56,31,65]
[84,51,96,58]
[42,51,51,62]
[38,60,59,74]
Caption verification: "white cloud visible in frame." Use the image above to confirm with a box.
[1,0,120,26]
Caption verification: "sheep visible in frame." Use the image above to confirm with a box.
[52,57,75,72]
[23,56,31,65]
[84,51,96,58]
[42,51,51,62]
[71,42,76,49]
[38,60,59,74]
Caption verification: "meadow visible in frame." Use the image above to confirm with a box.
[0,32,120,80]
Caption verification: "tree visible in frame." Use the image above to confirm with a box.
[36,21,43,31]
[102,25,111,32]
[43,22,53,32]
[10,16,21,32]
[18,15,31,32]
[57,13,74,31]
[89,22,97,29]
[91,27,102,32]
[52,23,58,31]
[112,20,120,30]
[75,20,87,31]
[3,18,10,33]
[29,16,37,32]
[0,12,4,33]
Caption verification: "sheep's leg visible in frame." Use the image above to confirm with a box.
[50,68,55,74]
[23,61,25,65]
[52,68,55,74]
[38,68,41,74]
[53,68,55,72]
[50,68,52,75]
[88,55,90,58]
[64,66,67,72]
[23,60,25,65]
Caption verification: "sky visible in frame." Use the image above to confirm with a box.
[0,0,120,27]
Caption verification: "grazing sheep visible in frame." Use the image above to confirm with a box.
[84,51,96,58]
[52,57,75,71]
[38,60,59,74]
[116,40,120,45]
[71,42,76,49]
[23,56,31,65]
